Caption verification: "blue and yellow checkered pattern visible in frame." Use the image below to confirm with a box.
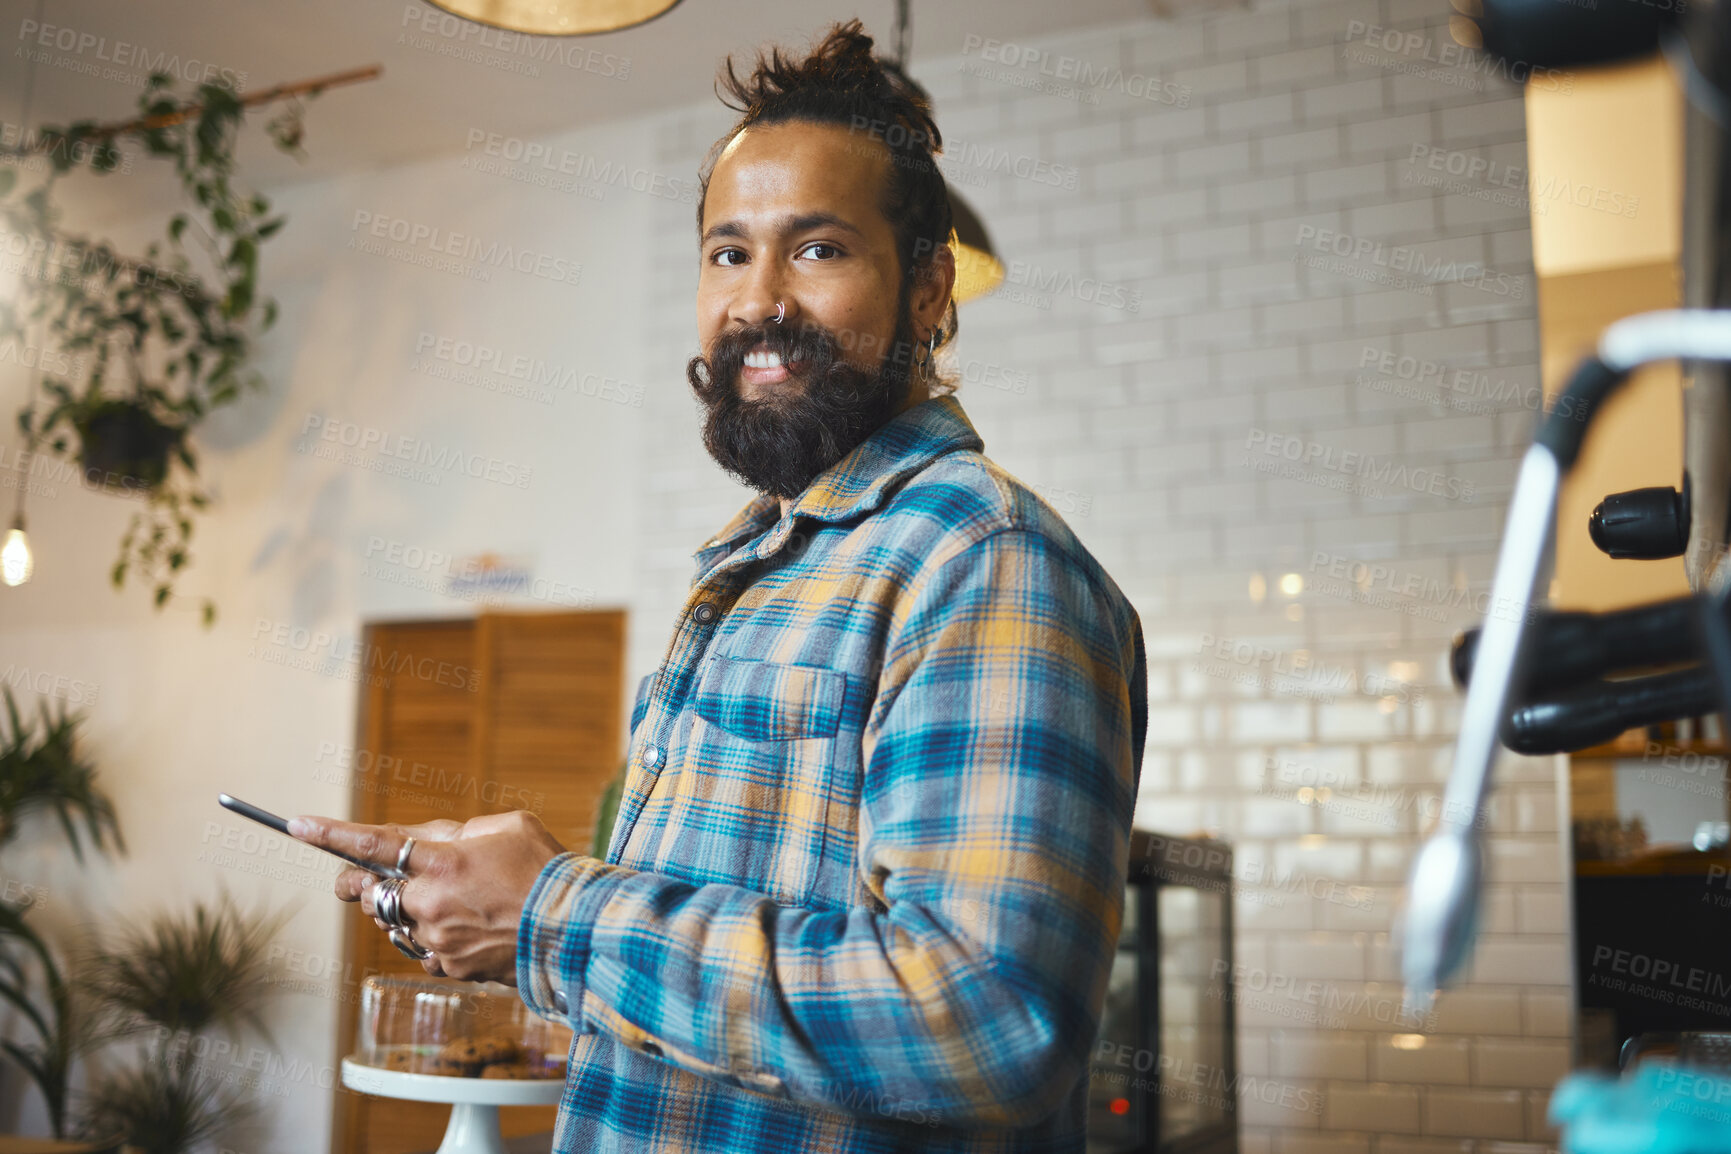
[517,395,1148,1152]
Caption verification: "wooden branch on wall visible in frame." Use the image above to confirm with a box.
[5,63,383,153]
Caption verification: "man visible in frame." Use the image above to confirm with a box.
[295,19,1147,1152]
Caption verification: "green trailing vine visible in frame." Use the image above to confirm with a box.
[0,73,311,625]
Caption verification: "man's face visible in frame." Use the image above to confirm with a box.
[688,119,939,500]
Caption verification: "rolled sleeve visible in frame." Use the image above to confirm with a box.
[516,851,637,1027]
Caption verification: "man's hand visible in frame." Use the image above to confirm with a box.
[288,811,566,983]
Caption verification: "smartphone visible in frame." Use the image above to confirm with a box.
[216,794,406,879]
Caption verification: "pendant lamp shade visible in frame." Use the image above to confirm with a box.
[947,188,1004,305]
[423,0,682,36]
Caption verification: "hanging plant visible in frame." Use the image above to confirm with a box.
[0,68,371,624]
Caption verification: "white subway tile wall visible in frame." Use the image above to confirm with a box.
[628,0,1568,1148]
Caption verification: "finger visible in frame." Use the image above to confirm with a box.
[360,879,427,929]
[335,868,373,903]
[288,816,432,875]
[421,955,446,978]
[397,819,465,842]
[459,810,547,838]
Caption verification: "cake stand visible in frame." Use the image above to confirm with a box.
[341,1057,563,1154]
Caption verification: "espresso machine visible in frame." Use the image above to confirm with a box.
[1399,0,1731,1146]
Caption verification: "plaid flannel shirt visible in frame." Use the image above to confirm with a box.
[516,394,1148,1152]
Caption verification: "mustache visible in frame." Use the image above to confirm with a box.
[688,320,838,403]
[687,319,922,403]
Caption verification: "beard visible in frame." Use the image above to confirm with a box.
[686,300,919,500]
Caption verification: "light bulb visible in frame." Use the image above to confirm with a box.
[2,519,32,587]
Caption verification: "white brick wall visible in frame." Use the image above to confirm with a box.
[625,1,1567,1149]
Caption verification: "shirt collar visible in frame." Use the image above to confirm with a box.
[695,395,985,563]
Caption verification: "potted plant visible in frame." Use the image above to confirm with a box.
[0,687,124,1139]
[0,70,355,622]
[75,895,289,1154]
[74,400,185,494]
[0,690,290,1152]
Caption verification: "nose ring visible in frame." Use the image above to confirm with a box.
[773,301,785,325]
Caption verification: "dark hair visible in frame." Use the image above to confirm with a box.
[696,19,958,362]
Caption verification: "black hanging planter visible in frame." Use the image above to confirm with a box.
[75,401,183,493]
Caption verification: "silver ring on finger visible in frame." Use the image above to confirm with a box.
[389,926,433,960]
[375,877,409,930]
[396,837,416,875]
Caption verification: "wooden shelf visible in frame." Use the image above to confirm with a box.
[1571,730,1726,760]
[1576,850,1730,876]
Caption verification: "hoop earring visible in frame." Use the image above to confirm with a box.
[920,325,942,384]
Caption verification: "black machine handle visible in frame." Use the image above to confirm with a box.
[1588,476,1692,560]
[1454,0,1685,71]
[1501,665,1721,754]
[1452,595,1705,694]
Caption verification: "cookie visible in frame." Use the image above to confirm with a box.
[438,1038,486,1065]
[481,1062,537,1080]
[383,1049,417,1072]
[471,1036,522,1065]
[430,1045,482,1077]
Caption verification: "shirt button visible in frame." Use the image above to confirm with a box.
[552,990,569,1015]
[642,745,663,768]
[642,1040,663,1057]
[692,602,716,624]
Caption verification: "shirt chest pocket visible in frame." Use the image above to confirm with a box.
[654,657,845,906]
